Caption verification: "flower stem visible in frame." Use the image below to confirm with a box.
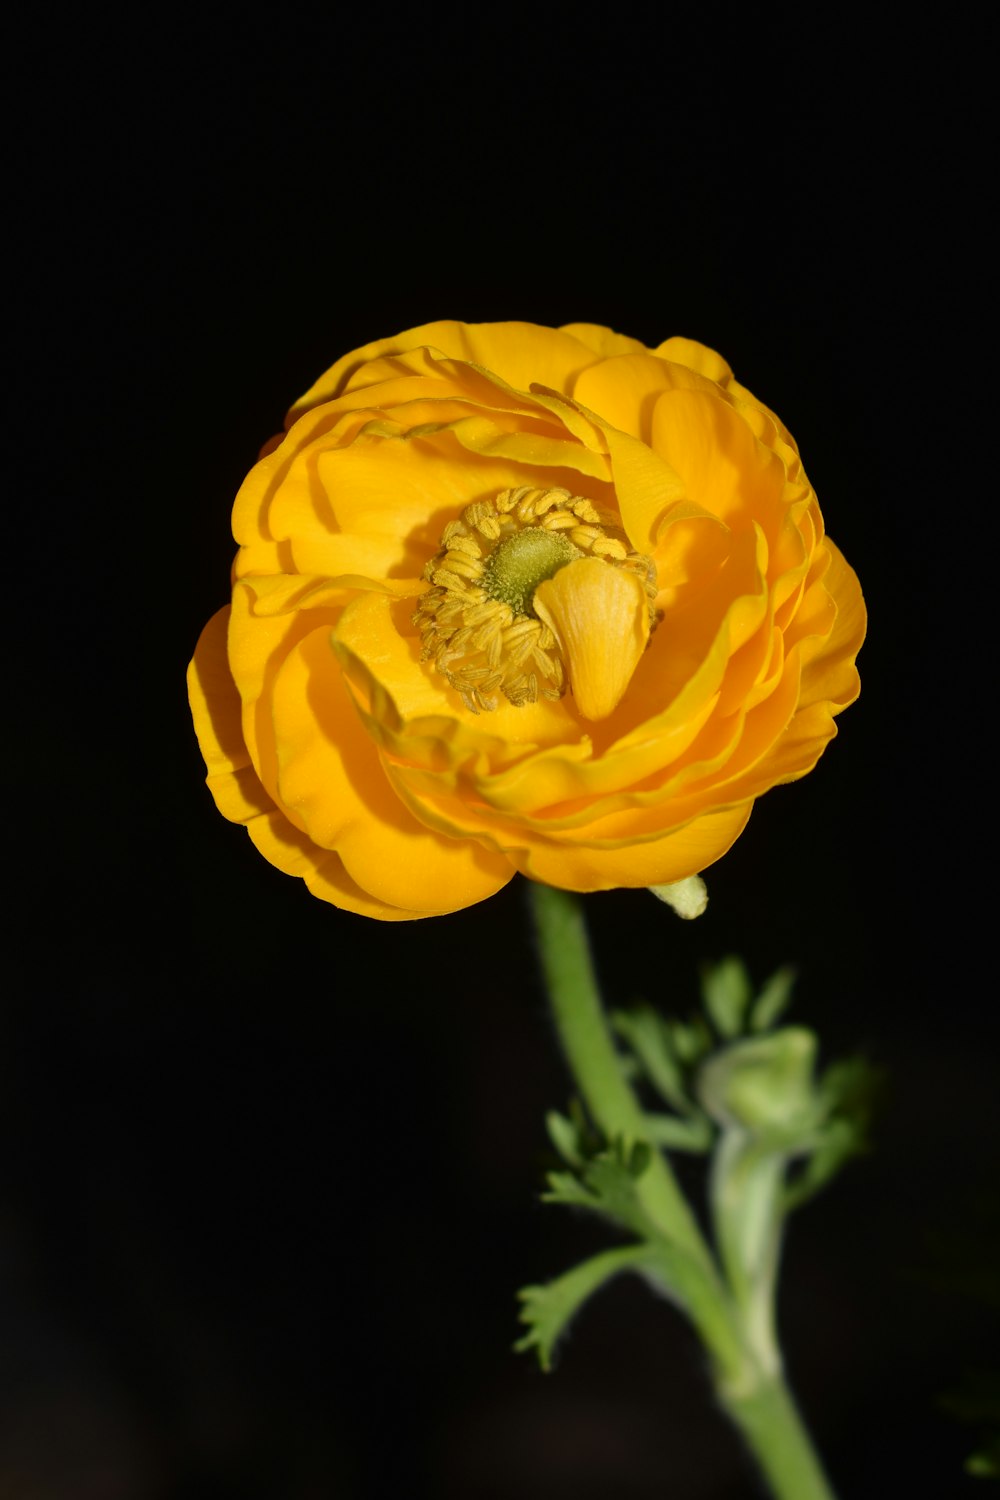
[719,1377,838,1500]
[525,881,838,1500]
[527,882,709,1263]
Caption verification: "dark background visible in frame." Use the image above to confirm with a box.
[7,8,994,1497]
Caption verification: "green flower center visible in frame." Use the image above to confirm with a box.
[479,528,582,617]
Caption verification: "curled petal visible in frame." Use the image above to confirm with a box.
[533,560,650,723]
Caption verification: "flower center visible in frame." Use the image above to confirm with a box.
[413,486,658,716]
[480,528,582,616]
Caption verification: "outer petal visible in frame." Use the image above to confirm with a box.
[573,352,718,446]
[245,810,435,920]
[558,323,651,360]
[796,540,866,711]
[288,321,627,419]
[270,624,514,913]
[650,387,787,530]
[248,807,497,921]
[188,609,438,917]
[188,607,274,823]
[652,336,734,385]
[495,803,754,892]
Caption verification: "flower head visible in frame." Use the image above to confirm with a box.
[188,321,865,919]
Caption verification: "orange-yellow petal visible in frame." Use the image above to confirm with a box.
[288,321,625,420]
[271,624,515,913]
[244,808,433,920]
[652,337,734,385]
[533,560,650,722]
[650,387,785,528]
[506,803,754,891]
[187,607,274,823]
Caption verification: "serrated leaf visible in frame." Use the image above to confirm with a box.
[543,1169,601,1212]
[701,957,753,1038]
[780,1052,880,1209]
[515,1243,659,1370]
[593,1152,660,1236]
[546,1109,584,1167]
[820,1055,882,1127]
[750,966,797,1032]
[612,1005,689,1112]
[782,1118,862,1211]
[542,1141,662,1239]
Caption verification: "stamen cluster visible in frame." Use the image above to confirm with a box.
[413,486,657,713]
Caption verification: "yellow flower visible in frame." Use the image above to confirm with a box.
[187,321,865,920]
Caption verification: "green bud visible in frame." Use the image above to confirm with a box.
[648,874,708,919]
[697,1028,821,1135]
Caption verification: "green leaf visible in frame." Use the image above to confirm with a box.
[750,966,797,1032]
[515,1243,660,1370]
[611,1005,689,1112]
[820,1054,882,1130]
[643,1112,713,1152]
[701,957,753,1038]
[668,1015,713,1066]
[542,1138,662,1239]
[543,1169,601,1212]
[545,1109,584,1167]
[781,1119,856,1210]
[781,1055,880,1210]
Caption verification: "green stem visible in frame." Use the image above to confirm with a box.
[526,881,838,1500]
[720,1377,838,1500]
[527,882,709,1263]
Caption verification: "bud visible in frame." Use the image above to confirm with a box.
[698,1028,822,1135]
[648,874,708,919]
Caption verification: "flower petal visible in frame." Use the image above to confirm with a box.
[187,607,274,823]
[796,540,866,711]
[652,337,734,385]
[495,803,753,891]
[558,323,650,360]
[534,560,650,722]
[288,322,624,419]
[602,425,687,554]
[244,808,433,920]
[271,624,514,913]
[651,387,787,529]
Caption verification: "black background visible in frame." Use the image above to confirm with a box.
[7,8,994,1498]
